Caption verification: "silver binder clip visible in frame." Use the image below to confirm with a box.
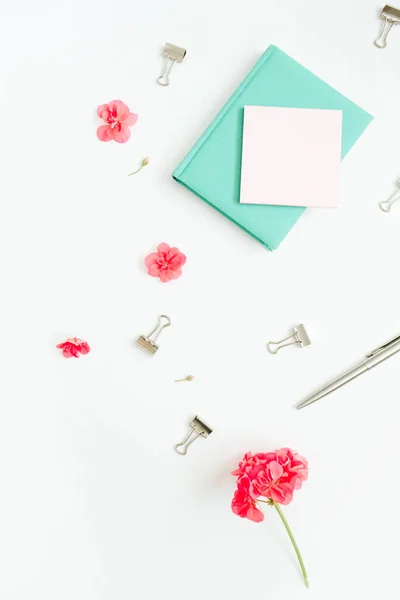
[375,5,400,48]
[267,324,311,355]
[174,416,213,455]
[136,315,171,356]
[379,178,400,212]
[157,43,186,86]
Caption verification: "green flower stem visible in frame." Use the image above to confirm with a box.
[128,158,150,176]
[128,166,144,176]
[273,502,309,588]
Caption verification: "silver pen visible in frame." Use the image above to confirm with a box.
[297,333,400,409]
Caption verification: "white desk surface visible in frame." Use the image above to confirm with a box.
[1,1,400,598]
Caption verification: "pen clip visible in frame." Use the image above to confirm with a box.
[366,334,400,358]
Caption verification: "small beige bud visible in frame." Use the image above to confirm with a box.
[175,375,195,383]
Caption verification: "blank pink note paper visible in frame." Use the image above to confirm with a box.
[240,106,342,208]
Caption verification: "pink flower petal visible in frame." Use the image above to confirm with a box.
[100,110,111,122]
[232,468,243,476]
[144,253,160,268]
[123,112,138,127]
[69,345,80,358]
[168,255,184,269]
[159,269,174,283]
[296,456,309,472]
[147,263,161,277]
[157,243,171,254]
[62,347,73,358]
[268,461,284,483]
[247,506,264,522]
[168,267,182,280]
[113,124,131,143]
[168,251,186,267]
[112,100,130,118]
[97,104,109,118]
[271,483,294,505]
[97,124,115,142]
[178,253,187,266]
[79,342,90,355]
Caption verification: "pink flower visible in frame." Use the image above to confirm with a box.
[231,476,264,522]
[231,449,309,506]
[231,448,308,587]
[97,100,138,143]
[231,448,309,587]
[145,243,186,283]
[56,337,90,358]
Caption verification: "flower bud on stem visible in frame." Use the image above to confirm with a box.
[128,157,150,176]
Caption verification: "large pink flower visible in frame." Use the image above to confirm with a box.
[231,476,264,522]
[97,100,138,143]
[145,243,186,283]
[231,449,309,508]
[56,337,90,358]
[230,449,309,587]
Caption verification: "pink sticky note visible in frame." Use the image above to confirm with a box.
[240,106,342,208]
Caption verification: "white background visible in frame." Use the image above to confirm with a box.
[1,1,400,598]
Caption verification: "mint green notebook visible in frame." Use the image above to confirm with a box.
[173,45,373,250]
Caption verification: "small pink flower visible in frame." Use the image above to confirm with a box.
[56,337,90,358]
[231,476,264,522]
[145,243,186,283]
[97,100,138,143]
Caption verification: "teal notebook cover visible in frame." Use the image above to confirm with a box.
[173,45,373,250]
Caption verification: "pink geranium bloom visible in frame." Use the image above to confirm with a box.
[231,476,264,522]
[56,337,90,358]
[97,100,138,143]
[232,449,309,506]
[145,243,186,283]
[231,448,309,588]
